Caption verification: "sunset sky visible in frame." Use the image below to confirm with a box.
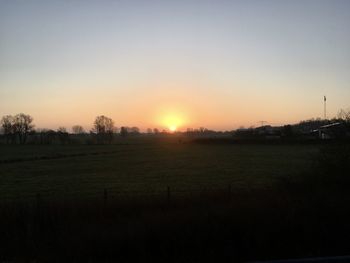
[1,0,350,131]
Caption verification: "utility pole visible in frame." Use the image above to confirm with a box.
[324,95,327,119]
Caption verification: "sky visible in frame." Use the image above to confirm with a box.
[1,0,350,131]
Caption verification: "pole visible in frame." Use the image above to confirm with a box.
[324,96,327,120]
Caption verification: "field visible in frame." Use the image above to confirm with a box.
[1,139,350,262]
[0,138,319,201]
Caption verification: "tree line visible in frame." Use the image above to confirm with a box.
[1,114,34,144]
[1,108,350,145]
[0,114,143,145]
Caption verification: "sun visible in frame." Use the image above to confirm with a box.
[159,112,186,132]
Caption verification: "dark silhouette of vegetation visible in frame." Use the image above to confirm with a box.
[0,113,34,144]
[92,115,114,144]
[337,108,350,122]
[129,126,140,134]
[14,113,34,144]
[36,129,56,145]
[120,126,128,137]
[1,110,350,145]
[282,124,294,138]
[0,115,16,144]
[72,125,85,134]
[57,127,69,144]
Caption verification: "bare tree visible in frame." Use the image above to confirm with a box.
[93,116,114,134]
[93,115,114,143]
[1,115,15,144]
[57,127,67,133]
[72,125,85,134]
[337,108,350,122]
[13,114,34,144]
[1,114,34,144]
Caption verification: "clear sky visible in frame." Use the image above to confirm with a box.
[1,0,349,131]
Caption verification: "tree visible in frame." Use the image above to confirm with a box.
[147,128,153,134]
[93,116,114,134]
[57,127,67,133]
[72,125,85,134]
[37,129,56,145]
[1,115,15,144]
[57,127,69,144]
[130,127,140,134]
[13,113,34,144]
[93,115,114,143]
[120,126,128,137]
[337,109,350,122]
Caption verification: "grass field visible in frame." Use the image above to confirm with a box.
[0,139,319,201]
[1,140,350,262]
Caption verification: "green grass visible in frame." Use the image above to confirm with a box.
[0,141,319,201]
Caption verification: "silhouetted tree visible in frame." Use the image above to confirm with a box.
[72,125,85,134]
[120,126,128,137]
[147,128,153,134]
[153,128,159,134]
[13,113,34,144]
[57,127,69,144]
[93,116,114,134]
[37,129,48,144]
[57,127,67,133]
[40,129,56,144]
[199,127,206,133]
[337,109,350,122]
[0,115,15,144]
[130,127,140,134]
[93,115,114,144]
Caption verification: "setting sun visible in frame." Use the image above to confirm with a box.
[160,113,186,132]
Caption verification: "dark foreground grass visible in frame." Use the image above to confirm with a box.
[0,142,349,262]
[1,183,350,263]
[0,141,318,201]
